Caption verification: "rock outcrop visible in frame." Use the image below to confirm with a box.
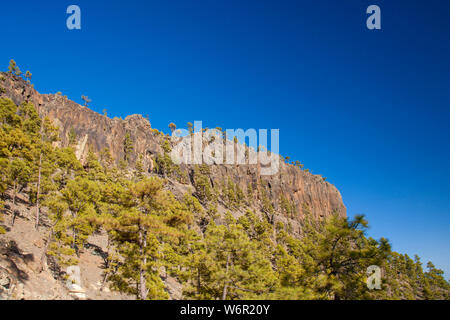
[0,72,346,231]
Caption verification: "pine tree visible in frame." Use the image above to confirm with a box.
[7,59,17,75]
[33,116,60,229]
[41,192,77,267]
[187,122,193,134]
[425,262,450,299]
[135,154,144,181]
[8,158,31,225]
[0,100,38,225]
[123,132,133,163]
[60,177,101,255]
[15,66,22,77]
[25,71,32,83]
[68,128,77,146]
[168,122,176,133]
[99,147,114,169]
[105,177,185,300]
[81,95,91,107]
[183,213,277,300]
[296,214,391,299]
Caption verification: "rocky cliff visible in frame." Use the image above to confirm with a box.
[0,72,346,233]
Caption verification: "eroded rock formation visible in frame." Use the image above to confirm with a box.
[0,72,346,231]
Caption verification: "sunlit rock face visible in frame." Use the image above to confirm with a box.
[0,72,346,233]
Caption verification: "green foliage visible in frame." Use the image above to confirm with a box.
[293,160,304,169]
[103,177,192,299]
[424,262,450,299]
[0,95,448,301]
[192,165,215,203]
[299,215,391,299]
[224,178,244,209]
[7,59,19,75]
[123,132,133,163]
[155,137,187,183]
[183,214,277,299]
[183,193,204,220]
[68,127,77,146]
[25,71,32,83]
[155,153,173,176]
[161,137,171,153]
[81,95,91,107]
[135,154,145,180]
[260,186,275,222]
[44,193,77,266]
[168,122,176,133]
[0,200,5,234]
[280,194,296,218]
[0,99,38,217]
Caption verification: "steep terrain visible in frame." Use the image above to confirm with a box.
[0,71,347,300]
[1,71,449,301]
[0,72,345,224]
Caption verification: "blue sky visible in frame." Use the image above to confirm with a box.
[1,0,449,276]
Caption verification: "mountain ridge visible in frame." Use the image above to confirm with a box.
[1,69,449,301]
[0,71,346,231]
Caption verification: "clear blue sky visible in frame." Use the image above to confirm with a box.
[1,0,449,276]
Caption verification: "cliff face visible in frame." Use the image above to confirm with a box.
[0,72,346,229]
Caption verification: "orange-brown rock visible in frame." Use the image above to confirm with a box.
[0,72,346,228]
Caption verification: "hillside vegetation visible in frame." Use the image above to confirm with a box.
[0,61,448,300]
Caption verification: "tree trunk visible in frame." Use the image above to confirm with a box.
[138,226,147,300]
[35,152,42,230]
[100,238,112,291]
[10,180,17,226]
[222,253,231,300]
[39,228,53,273]
[73,229,79,256]
[197,270,201,296]
[12,180,17,206]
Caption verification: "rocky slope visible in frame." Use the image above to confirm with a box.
[0,191,133,300]
[0,72,345,225]
[0,72,346,299]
